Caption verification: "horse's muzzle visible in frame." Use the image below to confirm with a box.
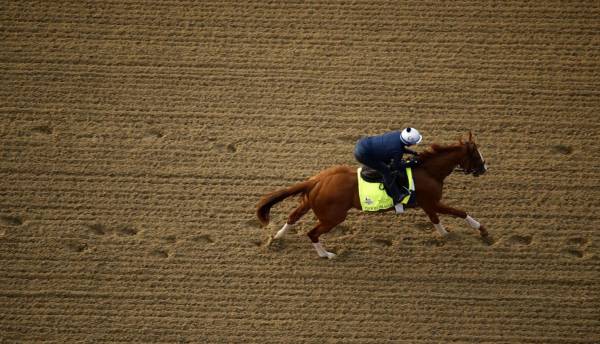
[473,166,487,177]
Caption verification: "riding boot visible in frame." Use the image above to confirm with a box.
[394,203,404,214]
[381,173,405,213]
[394,187,411,213]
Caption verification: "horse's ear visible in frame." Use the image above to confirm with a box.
[468,131,473,142]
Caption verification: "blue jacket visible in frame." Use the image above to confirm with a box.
[356,131,409,169]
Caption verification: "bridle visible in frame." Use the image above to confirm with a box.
[454,142,487,176]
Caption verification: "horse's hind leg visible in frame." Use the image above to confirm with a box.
[308,222,337,259]
[274,198,310,239]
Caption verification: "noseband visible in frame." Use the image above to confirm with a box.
[454,144,485,175]
[454,166,478,175]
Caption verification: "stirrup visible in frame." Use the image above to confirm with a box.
[394,203,404,214]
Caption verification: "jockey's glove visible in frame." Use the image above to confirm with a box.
[405,148,419,156]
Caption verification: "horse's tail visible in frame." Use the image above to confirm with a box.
[256,180,315,226]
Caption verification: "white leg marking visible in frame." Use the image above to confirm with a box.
[274,223,293,239]
[312,242,336,259]
[465,215,481,229]
[434,223,449,236]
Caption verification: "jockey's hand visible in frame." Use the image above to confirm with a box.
[406,157,420,167]
[405,148,419,156]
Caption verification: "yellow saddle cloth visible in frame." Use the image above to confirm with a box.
[357,167,414,212]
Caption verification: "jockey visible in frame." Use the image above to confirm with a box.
[354,127,422,213]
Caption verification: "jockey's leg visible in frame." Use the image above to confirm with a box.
[362,159,403,203]
[377,165,407,213]
[275,199,310,239]
[354,151,404,205]
[380,169,402,203]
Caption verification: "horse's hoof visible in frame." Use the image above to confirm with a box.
[444,232,460,241]
[273,231,285,240]
[480,235,494,246]
[320,252,336,259]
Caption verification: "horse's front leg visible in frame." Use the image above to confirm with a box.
[435,202,488,238]
[422,206,449,237]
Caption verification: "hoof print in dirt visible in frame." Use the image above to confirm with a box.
[213,142,237,153]
[117,225,138,237]
[150,249,170,259]
[415,222,431,232]
[443,232,461,241]
[480,234,496,246]
[402,236,414,245]
[226,143,237,153]
[562,237,590,259]
[86,223,108,236]
[142,129,164,142]
[423,238,446,247]
[332,248,351,259]
[550,144,573,155]
[371,238,392,248]
[506,234,532,247]
[565,237,587,246]
[250,239,263,247]
[331,225,353,237]
[562,248,584,258]
[0,215,23,227]
[266,236,286,252]
[161,235,177,244]
[191,234,214,245]
[336,134,362,143]
[66,241,89,253]
[31,125,53,135]
[245,219,262,229]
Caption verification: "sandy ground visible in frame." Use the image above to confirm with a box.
[1,1,599,343]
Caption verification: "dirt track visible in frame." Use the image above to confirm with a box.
[1,1,599,343]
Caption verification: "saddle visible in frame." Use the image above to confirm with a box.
[360,159,420,184]
[360,166,409,186]
[359,162,418,208]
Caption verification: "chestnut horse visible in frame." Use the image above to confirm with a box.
[256,133,488,258]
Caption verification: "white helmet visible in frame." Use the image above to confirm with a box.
[400,127,422,145]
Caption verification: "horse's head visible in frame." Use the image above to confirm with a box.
[457,132,488,177]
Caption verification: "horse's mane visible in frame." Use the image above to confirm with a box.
[418,142,464,162]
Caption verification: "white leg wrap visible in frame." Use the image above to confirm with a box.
[465,215,481,229]
[312,242,327,256]
[312,242,336,259]
[434,223,449,236]
[274,223,293,239]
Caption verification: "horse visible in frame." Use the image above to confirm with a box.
[256,132,489,259]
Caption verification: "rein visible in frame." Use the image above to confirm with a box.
[454,166,476,175]
[417,141,486,177]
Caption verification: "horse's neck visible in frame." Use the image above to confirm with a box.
[422,149,463,181]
